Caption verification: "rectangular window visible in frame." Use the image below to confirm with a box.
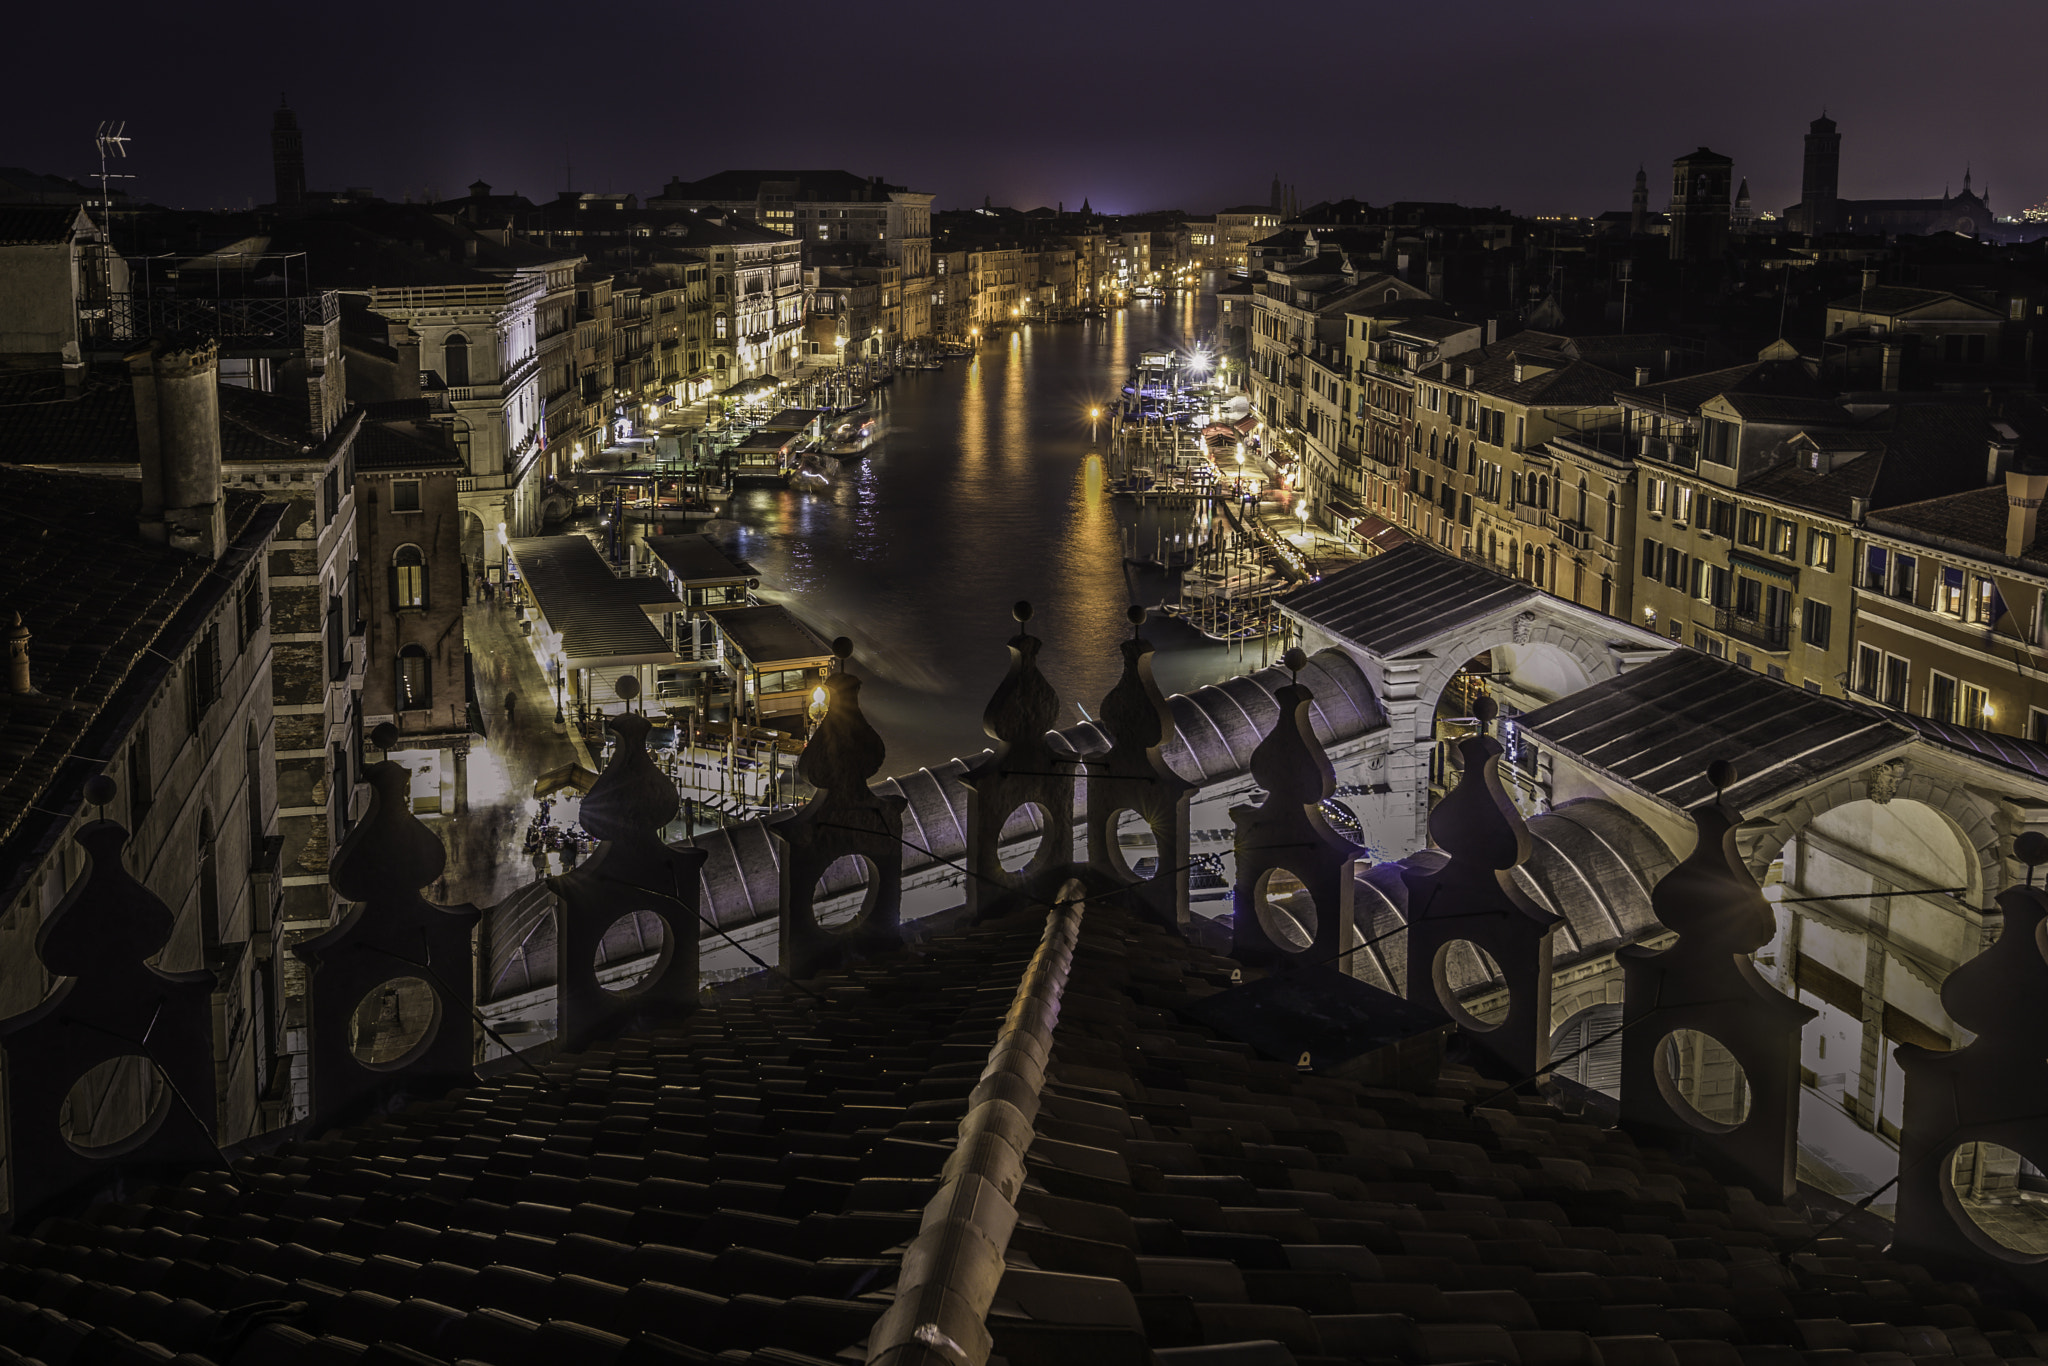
[1642,538,1661,578]
[1803,601,1832,649]
[1972,577,2001,625]
[1647,478,1668,516]
[1938,566,1966,617]
[238,577,263,648]
[391,479,422,513]
[1674,486,1694,525]
[1708,499,1735,538]
[1929,672,1958,724]
[1735,576,1763,619]
[1891,554,1917,601]
[1962,682,1990,727]
[1709,564,1731,608]
[126,729,152,822]
[322,467,339,527]
[1771,519,1797,557]
[1883,654,1910,709]
[1855,645,1881,697]
[186,627,220,735]
[1737,509,1766,547]
[1807,529,1836,572]
[1665,550,1685,589]
[2030,708,2048,743]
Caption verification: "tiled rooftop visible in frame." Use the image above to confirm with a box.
[0,466,273,855]
[6,894,2034,1365]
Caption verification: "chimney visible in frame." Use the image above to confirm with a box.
[1484,319,1498,345]
[128,338,225,558]
[1463,364,1476,387]
[2006,468,2048,557]
[1880,339,1903,392]
[1513,360,1525,383]
[6,614,32,696]
[1635,365,1651,386]
[1861,267,1879,292]
[1849,495,1869,523]
[1988,437,2016,484]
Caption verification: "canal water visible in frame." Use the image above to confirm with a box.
[707,294,1258,773]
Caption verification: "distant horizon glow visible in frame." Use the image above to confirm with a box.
[4,1,2043,221]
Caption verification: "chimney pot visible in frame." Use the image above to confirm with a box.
[1635,366,1651,386]
[6,613,32,696]
[128,338,225,557]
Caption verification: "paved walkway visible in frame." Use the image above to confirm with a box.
[437,599,586,909]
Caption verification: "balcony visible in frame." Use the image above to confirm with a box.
[1715,607,1790,652]
[1512,502,1545,527]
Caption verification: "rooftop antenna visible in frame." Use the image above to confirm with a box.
[92,120,133,231]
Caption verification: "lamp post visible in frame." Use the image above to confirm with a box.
[1090,406,1101,443]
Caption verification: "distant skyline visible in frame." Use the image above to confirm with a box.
[5,0,2043,221]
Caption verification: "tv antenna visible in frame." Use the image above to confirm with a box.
[92,121,134,228]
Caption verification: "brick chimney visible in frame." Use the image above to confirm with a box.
[128,338,226,558]
[2006,468,2048,558]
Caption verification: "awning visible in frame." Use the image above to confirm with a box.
[507,535,679,671]
[1354,513,1412,553]
[534,762,600,798]
[1729,549,1798,586]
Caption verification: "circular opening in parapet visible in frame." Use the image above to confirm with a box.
[998,802,1051,874]
[1107,808,1161,882]
[350,976,441,1070]
[60,1055,170,1159]
[1653,1029,1752,1133]
[1253,867,1317,952]
[814,853,880,932]
[1431,940,1510,1031]
[597,911,671,994]
[1945,1141,2048,1260]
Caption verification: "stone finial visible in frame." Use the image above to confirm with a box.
[1426,696,1531,874]
[983,600,1061,752]
[548,706,707,1050]
[330,758,447,904]
[773,638,907,977]
[1648,760,1774,954]
[579,712,679,842]
[297,753,479,1132]
[1615,762,1814,1201]
[797,640,886,796]
[0,812,219,1217]
[1086,604,1195,929]
[1400,693,1558,1077]
[1230,656,1360,970]
[1891,836,2048,1287]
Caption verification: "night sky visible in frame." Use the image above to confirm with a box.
[9,0,2042,219]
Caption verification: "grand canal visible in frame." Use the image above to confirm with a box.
[708,294,1245,773]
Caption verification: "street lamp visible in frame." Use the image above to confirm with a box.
[1090,406,1101,442]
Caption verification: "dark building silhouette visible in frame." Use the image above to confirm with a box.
[1669,146,1732,262]
[1795,112,1841,233]
[1783,114,1996,238]
[1630,165,1648,236]
[271,96,305,209]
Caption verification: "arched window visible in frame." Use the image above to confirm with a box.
[393,545,426,611]
[1577,479,1589,523]
[715,314,728,340]
[715,276,727,296]
[398,645,430,711]
[1606,491,1617,543]
[1428,430,1439,460]
[1445,437,1458,468]
[443,332,470,387]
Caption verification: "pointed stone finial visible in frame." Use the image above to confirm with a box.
[331,759,446,903]
[1090,604,1196,928]
[1650,759,1773,953]
[983,602,1060,751]
[1249,671,1335,811]
[40,820,176,979]
[798,643,886,794]
[1426,695,1529,873]
[579,712,679,842]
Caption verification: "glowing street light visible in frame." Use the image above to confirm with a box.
[1089,406,1101,441]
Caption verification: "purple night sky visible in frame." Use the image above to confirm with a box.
[7,0,2043,218]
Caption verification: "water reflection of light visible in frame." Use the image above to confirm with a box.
[1083,454,1102,506]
